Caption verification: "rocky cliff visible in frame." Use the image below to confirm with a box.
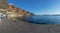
[0,0,34,20]
[8,5,34,17]
[0,0,9,9]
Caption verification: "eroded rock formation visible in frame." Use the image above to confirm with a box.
[0,0,9,9]
[9,5,34,17]
[0,0,34,20]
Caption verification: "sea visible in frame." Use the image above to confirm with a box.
[0,14,60,24]
[26,15,60,24]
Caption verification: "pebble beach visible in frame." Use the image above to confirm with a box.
[0,18,60,33]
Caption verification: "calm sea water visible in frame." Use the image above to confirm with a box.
[26,15,60,24]
[1,14,60,24]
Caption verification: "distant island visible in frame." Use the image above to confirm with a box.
[37,14,60,16]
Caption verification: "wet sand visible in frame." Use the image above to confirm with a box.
[0,18,60,33]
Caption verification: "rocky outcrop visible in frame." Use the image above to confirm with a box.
[0,0,34,20]
[0,0,9,9]
[8,4,34,17]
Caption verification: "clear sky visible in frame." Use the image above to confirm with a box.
[8,0,60,15]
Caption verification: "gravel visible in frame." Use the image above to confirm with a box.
[0,18,60,33]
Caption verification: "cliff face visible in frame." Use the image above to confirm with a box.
[9,5,34,17]
[0,0,9,9]
[0,0,34,20]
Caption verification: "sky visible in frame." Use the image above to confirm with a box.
[8,0,60,15]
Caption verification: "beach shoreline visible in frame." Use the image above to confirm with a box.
[0,18,60,33]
